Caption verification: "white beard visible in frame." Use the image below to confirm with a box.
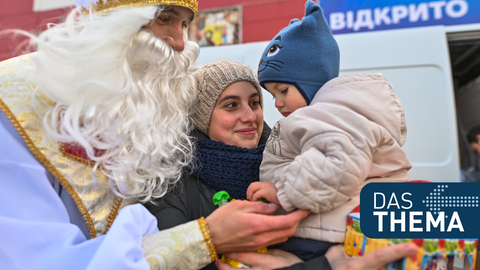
[30,7,200,202]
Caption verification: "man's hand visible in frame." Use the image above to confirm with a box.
[206,200,310,254]
[325,243,418,270]
[215,249,303,270]
[247,182,281,205]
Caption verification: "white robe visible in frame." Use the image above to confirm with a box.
[0,109,211,270]
[0,110,160,269]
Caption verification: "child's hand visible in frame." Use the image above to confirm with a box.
[247,182,280,206]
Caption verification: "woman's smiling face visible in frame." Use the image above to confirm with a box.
[208,81,264,149]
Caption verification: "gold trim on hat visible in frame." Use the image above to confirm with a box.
[81,0,198,16]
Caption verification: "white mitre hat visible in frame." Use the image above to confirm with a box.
[75,0,198,16]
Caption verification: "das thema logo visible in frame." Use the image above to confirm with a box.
[360,183,480,238]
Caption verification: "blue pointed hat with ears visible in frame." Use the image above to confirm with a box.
[257,0,340,105]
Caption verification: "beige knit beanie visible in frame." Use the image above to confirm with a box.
[191,60,263,135]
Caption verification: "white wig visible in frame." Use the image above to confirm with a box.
[27,6,200,202]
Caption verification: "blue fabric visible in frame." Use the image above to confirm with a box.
[257,0,340,104]
[194,140,265,200]
[0,111,158,270]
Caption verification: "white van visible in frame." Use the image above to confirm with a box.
[195,22,480,183]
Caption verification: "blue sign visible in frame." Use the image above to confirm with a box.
[360,182,480,238]
[321,0,480,34]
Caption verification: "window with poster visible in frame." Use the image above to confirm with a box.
[188,6,242,47]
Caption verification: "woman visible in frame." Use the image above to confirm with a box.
[146,59,269,233]
[145,60,417,270]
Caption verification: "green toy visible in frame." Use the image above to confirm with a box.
[213,191,230,207]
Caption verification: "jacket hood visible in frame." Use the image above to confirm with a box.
[311,73,407,146]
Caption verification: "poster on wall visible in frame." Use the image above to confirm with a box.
[188,6,242,47]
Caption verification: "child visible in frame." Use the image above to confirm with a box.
[247,0,413,261]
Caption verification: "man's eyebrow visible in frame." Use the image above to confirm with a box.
[161,7,180,16]
[161,7,194,23]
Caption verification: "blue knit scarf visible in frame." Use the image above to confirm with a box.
[193,140,265,200]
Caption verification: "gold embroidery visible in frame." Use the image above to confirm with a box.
[105,197,124,233]
[80,0,198,16]
[0,54,125,238]
[36,90,56,107]
[59,141,96,167]
[0,97,97,238]
[197,217,218,262]
[143,219,212,269]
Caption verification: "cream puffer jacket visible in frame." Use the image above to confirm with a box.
[260,73,412,243]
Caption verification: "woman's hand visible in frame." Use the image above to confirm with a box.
[205,200,310,254]
[247,182,281,205]
[215,249,303,270]
[325,243,418,270]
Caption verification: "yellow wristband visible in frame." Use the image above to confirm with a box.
[198,217,218,262]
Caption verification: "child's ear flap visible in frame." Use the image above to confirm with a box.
[289,18,300,25]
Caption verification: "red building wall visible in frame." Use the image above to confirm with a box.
[0,0,71,60]
[0,0,307,61]
[199,0,306,43]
